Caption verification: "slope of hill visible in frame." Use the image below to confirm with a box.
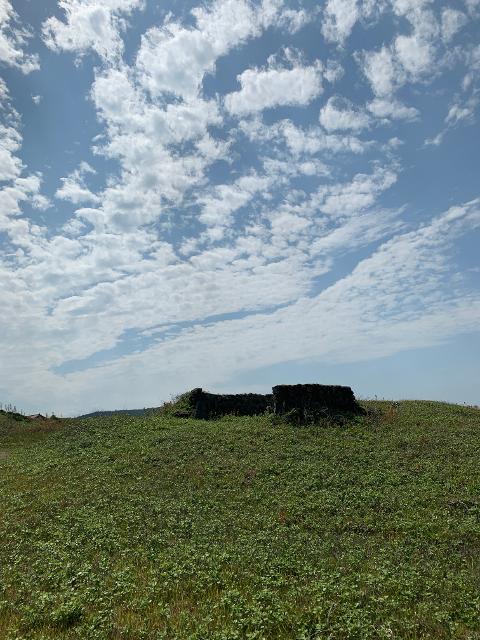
[1,401,479,639]
[75,408,153,418]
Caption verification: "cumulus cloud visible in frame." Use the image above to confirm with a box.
[321,0,359,45]
[225,62,323,115]
[68,0,292,237]
[199,173,272,233]
[55,162,100,205]
[367,98,419,121]
[0,0,39,72]
[359,36,436,98]
[2,0,480,414]
[0,121,22,181]
[394,33,434,78]
[0,82,47,248]
[360,46,398,97]
[357,0,461,99]
[42,0,144,61]
[10,198,477,415]
[463,0,480,16]
[319,96,370,131]
[441,8,468,42]
[136,0,282,99]
[240,117,368,155]
[277,8,312,33]
[445,98,478,126]
[313,166,397,218]
[425,94,479,146]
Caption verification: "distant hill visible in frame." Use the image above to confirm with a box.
[76,408,159,418]
[0,409,28,422]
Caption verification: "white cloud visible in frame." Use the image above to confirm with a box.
[367,97,418,121]
[390,0,438,38]
[0,174,44,246]
[319,95,370,131]
[70,0,291,238]
[276,8,312,33]
[360,33,436,99]
[87,62,225,231]
[309,209,403,257]
[225,62,323,115]
[441,8,467,43]
[32,194,51,210]
[313,167,397,218]
[462,44,480,91]
[424,132,444,147]
[425,94,479,147]
[136,23,217,99]
[360,46,398,97]
[322,0,359,45]
[242,117,369,155]
[0,121,22,181]
[468,44,480,71]
[284,122,368,155]
[0,82,48,247]
[358,0,448,99]
[42,0,143,61]
[394,33,434,78]
[0,0,39,72]
[199,173,271,232]
[3,0,480,415]
[12,198,477,415]
[464,0,480,16]
[55,162,100,205]
[136,0,281,99]
[323,58,345,83]
[445,99,478,126]
[92,68,222,146]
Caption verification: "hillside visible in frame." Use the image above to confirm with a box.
[1,401,479,639]
[75,408,153,419]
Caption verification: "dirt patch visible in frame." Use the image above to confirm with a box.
[0,450,9,461]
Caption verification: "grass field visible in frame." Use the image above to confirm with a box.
[1,401,480,639]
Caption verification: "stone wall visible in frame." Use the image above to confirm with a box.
[188,388,273,419]
[272,384,365,421]
[182,385,364,421]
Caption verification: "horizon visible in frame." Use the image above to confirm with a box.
[1,0,479,415]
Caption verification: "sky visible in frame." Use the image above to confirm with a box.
[0,0,479,416]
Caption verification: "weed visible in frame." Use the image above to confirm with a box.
[0,401,479,638]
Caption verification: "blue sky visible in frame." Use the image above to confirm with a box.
[0,0,479,415]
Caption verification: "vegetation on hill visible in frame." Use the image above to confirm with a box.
[0,408,27,422]
[75,408,152,419]
[0,401,479,639]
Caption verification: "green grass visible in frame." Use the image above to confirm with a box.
[0,401,479,639]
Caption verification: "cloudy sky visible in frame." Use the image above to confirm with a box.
[1,0,479,415]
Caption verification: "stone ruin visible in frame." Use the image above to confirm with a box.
[189,388,273,420]
[181,384,365,422]
[272,384,365,424]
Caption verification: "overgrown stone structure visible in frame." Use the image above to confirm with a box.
[189,388,273,420]
[181,385,364,422]
[272,384,365,423]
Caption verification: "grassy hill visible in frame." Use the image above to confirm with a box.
[75,408,153,419]
[1,401,479,639]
